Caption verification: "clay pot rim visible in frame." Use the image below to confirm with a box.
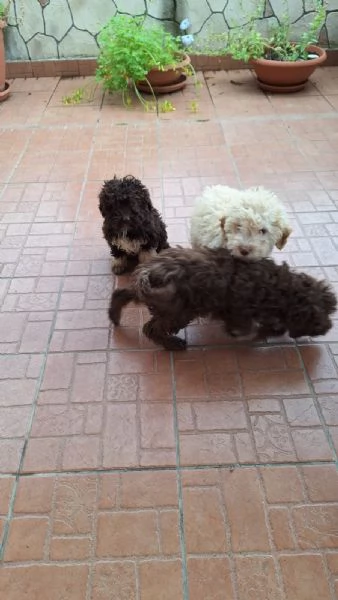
[0,19,7,29]
[148,53,191,74]
[0,81,11,102]
[251,45,327,68]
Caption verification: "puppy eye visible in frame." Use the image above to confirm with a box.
[260,228,267,235]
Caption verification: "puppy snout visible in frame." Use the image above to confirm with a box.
[239,246,251,257]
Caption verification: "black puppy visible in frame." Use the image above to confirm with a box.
[99,175,169,274]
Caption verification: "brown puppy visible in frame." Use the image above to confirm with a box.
[109,247,336,350]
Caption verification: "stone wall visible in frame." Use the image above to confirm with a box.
[4,0,338,62]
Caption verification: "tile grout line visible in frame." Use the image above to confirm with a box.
[0,129,33,197]
[0,339,337,354]
[0,129,38,560]
[256,467,287,598]
[169,353,190,600]
[0,115,101,561]
[0,108,337,134]
[1,458,337,480]
[157,110,190,600]
[85,475,100,600]
[219,108,243,190]
[295,343,338,470]
[41,460,59,564]
[216,468,240,600]
[277,114,338,263]
[290,341,338,600]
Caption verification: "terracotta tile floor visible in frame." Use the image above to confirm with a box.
[1,68,338,598]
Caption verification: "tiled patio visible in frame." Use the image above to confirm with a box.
[1,67,338,599]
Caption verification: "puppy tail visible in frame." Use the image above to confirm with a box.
[108,288,137,325]
[137,267,176,304]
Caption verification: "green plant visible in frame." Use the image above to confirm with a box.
[144,100,157,112]
[62,88,84,105]
[0,1,9,20]
[0,1,24,25]
[189,99,199,113]
[61,79,99,105]
[159,100,175,113]
[62,87,84,105]
[96,15,184,106]
[201,0,326,62]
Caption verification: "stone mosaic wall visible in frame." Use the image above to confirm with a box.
[4,0,338,62]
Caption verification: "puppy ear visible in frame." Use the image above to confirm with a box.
[98,199,106,217]
[98,188,110,217]
[276,226,292,250]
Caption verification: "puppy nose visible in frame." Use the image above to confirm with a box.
[239,247,250,256]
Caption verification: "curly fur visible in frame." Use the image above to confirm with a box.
[98,175,169,274]
[109,247,337,350]
[190,185,292,260]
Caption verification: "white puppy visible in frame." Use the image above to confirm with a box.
[190,185,292,260]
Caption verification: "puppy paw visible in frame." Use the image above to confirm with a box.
[163,336,187,351]
[143,321,186,351]
[228,329,241,338]
[227,328,256,341]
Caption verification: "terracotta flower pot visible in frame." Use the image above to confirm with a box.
[0,18,10,102]
[251,45,327,93]
[136,53,190,95]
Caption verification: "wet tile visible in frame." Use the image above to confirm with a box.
[25,349,174,471]
[2,471,180,573]
[261,466,304,503]
[222,468,271,551]
[0,477,15,546]
[187,557,234,600]
[179,432,236,465]
[2,68,338,593]
[302,465,338,501]
[0,565,89,599]
[4,517,49,561]
[138,560,183,600]
[181,464,338,599]
[280,554,331,600]
[0,354,44,471]
[242,370,310,397]
[269,507,295,550]
[183,486,228,553]
[291,428,333,461]
[91,563,137,600]
[235,556,282,600]
[0,92,51,127]
[292,505,338,549]
[97,510,159,557]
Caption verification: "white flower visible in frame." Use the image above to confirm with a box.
[180,18,191,31]
[181,34,194,47]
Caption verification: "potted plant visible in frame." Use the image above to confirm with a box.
[211,0,327,93]
[0,0,10,102]
[96,15,195,110]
